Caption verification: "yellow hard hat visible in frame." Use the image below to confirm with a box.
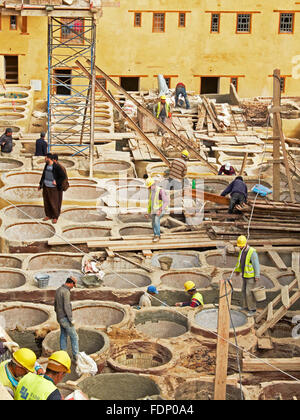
[146,177,155,188]
[184,281,196,292]
[237,235,247,248]
[13,348,37,373]
[160,95,167,100]
[181,149,190,158]
[48,351,71,374]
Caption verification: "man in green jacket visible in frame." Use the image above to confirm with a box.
[235,235,260,317]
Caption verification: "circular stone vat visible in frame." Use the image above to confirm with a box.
[63,185,107,202]
[108,341,173,374]
[36,158,75,170]
[0,269,26,289]
[68,178,98,186]
[0,306,49,329]
[205,252,238,268]
[277,273,296,287]
[3,222,55,242]
[3,205,45,220]
[259,382,300,400]
[0,113,24,120]
[151,252,201,269]
[26,253,82,271]
[72,302,129,330]
[203,180,228,194]
[0,255,22,268]
[60,208,107,223]
[3,171,42,185]
[63,226,111,239]
[102,271,151,289]
[78,373,161,400]
[160,271,210,289]
[0,158,24,172]
[116,186,148,202]
[135,308,188,338]
[33,269,82,289]
[118,212,147,223]
[0,107,25,113]
[105,178,143,189]
[93,161,132,178]
[2,185,42,203]
[223,271,275,290]
[175,379,245,400]
[119,226,153,236]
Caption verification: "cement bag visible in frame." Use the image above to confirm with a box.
[75,352,98,377]
[123,100,137,118]
[157,74,169,96]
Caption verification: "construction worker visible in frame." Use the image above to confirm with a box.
[218,163,236,176]
[168,149,189,190]
[175,281,204,308]
[145,177,169,242]
[220,176,248,214]
[175,82,190,109]
[138,285,159,308]
[154,95,172,135]
[235,235,260,317]
[15,350,71,400]
[35,132,47,157]
[0,127,13,155]
[0,348,40,398]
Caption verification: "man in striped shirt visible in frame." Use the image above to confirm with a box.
[168,149,189,190]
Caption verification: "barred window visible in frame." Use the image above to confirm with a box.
[153,13,165,32]
[279,13,294,33]
[211,14,220,32]
[61,18,84,45]
[280,77,286,93]
[236,14,251,33]
[134,12,142,27]
[179,13,186,27]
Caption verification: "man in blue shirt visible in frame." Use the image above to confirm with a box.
[221,176,248,214]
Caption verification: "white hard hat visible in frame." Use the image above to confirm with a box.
[225,163,231,171]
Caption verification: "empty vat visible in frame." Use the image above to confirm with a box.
[205,252,238,268]
[118,212,148,223]
[160,271,210,289]
[92,161,132,178]
[175,379,245,400]
[151,252,201,269]
[3,222,55,242]
[135,308,188,338]
[63,226,111,239]
[25,253,82,271]
[119,226,153,236]
[0,305,49,329]
[108,341,173,374]
[2,185,43,204]
[63,185,107,203]
[102,271,151,289]
[105,178,143,189]
[60,208,107,223]
[78,373,161,400]
[0,255,22,268]
[72,301,129,330]
[116,186,148,208]
[259,381,300,400]
[277,274,296,287]
[0,269,26,289]
[68,178,98,186]
[33,269,82,289]
[3,171,42,185]
[3,205,45,220]
[0,158,24,172]
[223,271,275,290]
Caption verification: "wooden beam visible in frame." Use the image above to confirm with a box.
[214,279,232,400]
[239,152,248,176]
[267,251,288,271]
[272,69,281,201]
[243,357,300,372]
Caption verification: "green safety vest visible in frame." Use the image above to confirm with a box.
[0,360,17,395]
[148,186,166,213]
[192,292,204,306]
[14,372,57,400]
[156,102,170,118]
[235,247,256,279]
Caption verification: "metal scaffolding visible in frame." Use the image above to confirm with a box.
[47,16,96,166]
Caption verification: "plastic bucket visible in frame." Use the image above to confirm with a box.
[253,286,266,302]
[158,256,173,271]
[35,273,50,289]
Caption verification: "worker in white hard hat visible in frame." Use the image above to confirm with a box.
[154,95,172,135]
[218,162,236,176]
[15,350,71,400]
[235,235,260,317]
[175,281,204,309]
[145,177,169,242]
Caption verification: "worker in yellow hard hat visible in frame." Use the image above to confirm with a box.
[175,281,204,308]
[166,148,190,195]
[235,235,261,317]
[15,350,72,400]
[154,95,172,135]
[145,177,169,242]
[0,347,42,398]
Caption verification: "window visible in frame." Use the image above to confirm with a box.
[236,14,251,33]
[179,13,186,28]
[230,77,238,92]
[54,69,72,95]
[134,12,142,27]
[61,18,84,45]
[153,13,165,32]
[201,77,219,94]
[211,13,220,32]
[96,76,107,90]
[280,77,286,93]
[10,16,17,30]
[120,77,139,92]
[164,77,171,88]
[4,56,18,84]
[279,13,294,33]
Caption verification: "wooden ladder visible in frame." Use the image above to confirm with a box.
[256,274,300,337]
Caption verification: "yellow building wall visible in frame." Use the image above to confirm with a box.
[0,0,299,101]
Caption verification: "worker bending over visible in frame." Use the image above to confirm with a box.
[175,82,190,109]
[168,149,189,190]
[15,351,71,400]
[145,178,169,242]
[235,235,260,317]
[138,285,159,308]
[175,281,204,308]
[0,348,42,398]
[221,176,248,214]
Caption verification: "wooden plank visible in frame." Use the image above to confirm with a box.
[272,69,281,201]
[243,357,300,372]
[292,252,300,273]
[214,279,232,400]
[239,152,248,176]
[281,285,290,308]
[267,251,288,271]
[267,302,273,322]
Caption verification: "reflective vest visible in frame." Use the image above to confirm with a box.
[235,247,256,278]
[15,372,57,400]
[0,360,17,396]
[148,186,167,213]
[156,102,170,119]
[192,292,204,307]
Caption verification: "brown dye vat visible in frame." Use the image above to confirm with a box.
[4,205,45,220]
[63,226,111,239]
[0,269,26,289]
[0,255,22,268]
[102,271,151,289]
[160,271,210,289]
